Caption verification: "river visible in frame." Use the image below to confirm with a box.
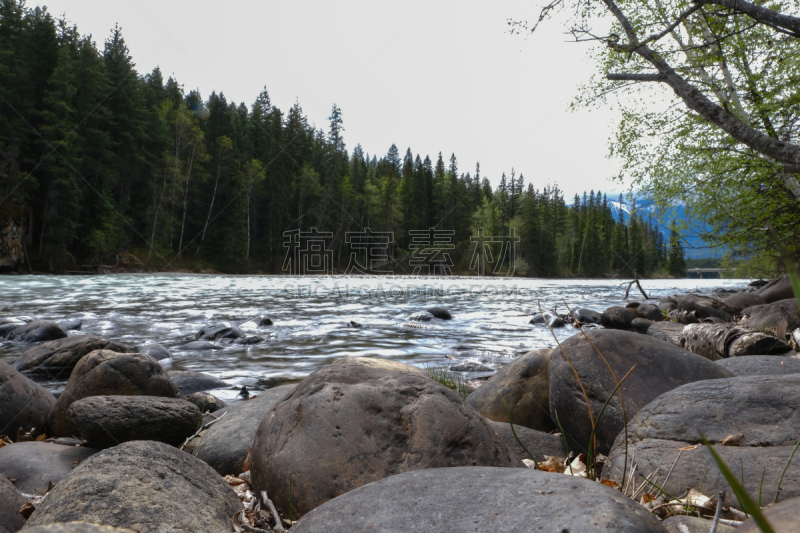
[0,274,749,401]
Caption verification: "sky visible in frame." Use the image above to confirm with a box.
[39,0,637,198]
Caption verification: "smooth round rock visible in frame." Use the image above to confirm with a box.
[0,361,56,440]
[677,295,737,322]
[757,275,795,304]
[174,341,220,351]
[185,392,226,413]
[466,349,555,432]
[636,303,663,321]
[716,355,800,376]
[139,343,171,361]
[549,329,735,455]
[250,362,517,516]
[573,308,601,324]
[658,298,677,312]
[6,321,67,343]
[605,374,800,503]
[330,356,427,377]
[0,441,97,494]
[56,319,82,332]
[741,298,800,331]
[24,441,242,533]
[48,351,180,438]
[721,291,766,310]
[631,317,654,332]
[0,474,26,532]
[12,336,128,376]
[488,421,565,463]
[739,495,800,532]
[291,467,668,533]
[66,396,201,449]
[426,307,452,320]
[194,322,244,340]
[601,307,637,329]
[23,524,135,533]
[167,370,226,395]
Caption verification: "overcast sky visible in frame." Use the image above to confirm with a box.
[40,0,631,199]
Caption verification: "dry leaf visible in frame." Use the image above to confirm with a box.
[36,433,46,441]
[242,446,252,473]
[678,444,701,451]
[522,459,536,469]
[600,479,620,488]
[722,434,744,446]
[567,455,588,477]
[19,502,35,519]
[537,456,566,474]
[225,475,247,486]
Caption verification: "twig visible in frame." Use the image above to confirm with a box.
[648,501,716,514]
[710,490,726,533]
[243,525,271,533]
[261,490,285,532]
[179,411,227,450]
[661,450,683,491]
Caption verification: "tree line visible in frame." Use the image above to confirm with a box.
[0,1,684,276]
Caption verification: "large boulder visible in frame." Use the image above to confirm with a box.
[185,392,226,413]
[139,344,170,361]
[426,307,452,320]
[330,356,427,376]
[250,362,517,516]
[604,374,800,504]
[6,321,66,343]
[24,441,242,533]
[12,336,128,376]
[721,291,766,310]
[66,396,201,449]
[24,524,135,533]
[48,351,181,438]
[739,495,800,532]
[573,308,601,324]
[0,442,97,494]
[549,329,735,455]
[716,355,800,376]
[635,303,663,321]
[601,307,637,329]
[291,467,668,533]
[167,370,226,395]
[191,384,297,475]
[465,349,555,432]
[677,294,738,322]
[194,322,244,340]
[0,361,56,441]
[757,274,795,304]
[741,297,800,331]
[488,421,565,463]
[0,475,26,532]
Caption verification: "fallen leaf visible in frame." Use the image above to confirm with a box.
[537,456,566,474]
[19,502,35,519]
[242,446,252,473]
[600,479,620,488]
[35,433,46,441]
[722,434,744,446]
[522,459,536,469]
[567,455,588,477]
[678,444,701,451]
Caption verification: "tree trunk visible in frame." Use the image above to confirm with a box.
[646,321,686,346]
[679,323,791,360]
[178,145,196,258]
[197,151,222,254]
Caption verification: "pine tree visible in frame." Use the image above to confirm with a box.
[667,220,687,277]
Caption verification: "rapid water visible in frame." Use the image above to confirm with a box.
[0,274,749,401]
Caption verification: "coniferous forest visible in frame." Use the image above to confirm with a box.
[0,2,672,276]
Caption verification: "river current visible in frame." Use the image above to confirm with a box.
[0,275,749,401]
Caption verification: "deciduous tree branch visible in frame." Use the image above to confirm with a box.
[694,0,800,37]
[607,73,666,82]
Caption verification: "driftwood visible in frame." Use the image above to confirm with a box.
[179,411,227,451]
[620,273,650,300]
[646,322,686,346]
[261,491,285,533]
[679,323,792,360]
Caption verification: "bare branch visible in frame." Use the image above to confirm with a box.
[607,73,666,82]
[694,0,800,37]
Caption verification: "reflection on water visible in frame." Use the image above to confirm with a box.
[0,274,748,400]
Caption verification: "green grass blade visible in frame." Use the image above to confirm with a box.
[553,408,573,475]
[774,435,800,503]
[496,393,538,469]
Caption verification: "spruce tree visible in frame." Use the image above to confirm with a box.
[667,220,687,277]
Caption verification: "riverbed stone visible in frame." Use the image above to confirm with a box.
[601,307,637,329]
[24,441,242,533]
[426,307,452,319]
[756,274,795,304]
[636,303,663,321]
[167,370,226,395]
[631,317,654,332]
[23,524,136,533]
[240,315,273,327]
[191,384,296,475]
[0,361,56,440]
[0,474,26,532]
[56,318,82,332]
[0,442,97,494]
[716,355,800,376]
[662,516,735,533]
[139,343,170,361]
[604,374,800,503]
[48,351,180,438]
[721,291,766,310]
[250,361,517,516]
[573,307,601,324]
[741,297,800,331]
[12,336,128,376]
[291,467,668,533]
[408,311,434,321]
[331,356,427,376]
[677,294,738,322]
[739,496,800,532]
[549,329,734,455]
[6,321,67,343]
[185,391,226,413]
[194,322,244,340]
[466,349,555,432]
[488,420,565,463]
[658,298,678,312]
[174,340,220,351]
[66,396,201,449]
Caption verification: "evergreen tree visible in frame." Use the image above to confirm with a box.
[667,220,687,277]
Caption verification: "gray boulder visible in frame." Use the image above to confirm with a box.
[757,275,795,303]
[721,291,766,310]
[0,442,97,494]
[427,307,452,319]
[250,361,517,516]
[716,355,800,376]
[0,475,26,532]
[48,351,181,438]
[604,374,800,503]
[139,343,170,361]
[549,329,734,455]
[291,467,668,533]
[191,384,296,475]
[739,495,800,532]
[658,298,677,312]
[331,356,427,376]
[185,392,226,413]
[677,294,738,322]
[488,420,565,463]
[0,361,56,441]
[662,516,735,533]
[66,396,201,449]
[573,308,601,324]
[23,524,135,533]
[636,303,663,321]
[12,336,128,376]
[56,319,82,332]
[174,340,220,351]
[466,349,555,432]
[631,317,653,332]
[167,370,226,395]
[6,321,66,343]
[601,307,637,329]
[24,441,242,533]
[194,322,244,340]
[741,298,800,331]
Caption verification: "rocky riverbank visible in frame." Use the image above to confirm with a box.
[1,279,799,532]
